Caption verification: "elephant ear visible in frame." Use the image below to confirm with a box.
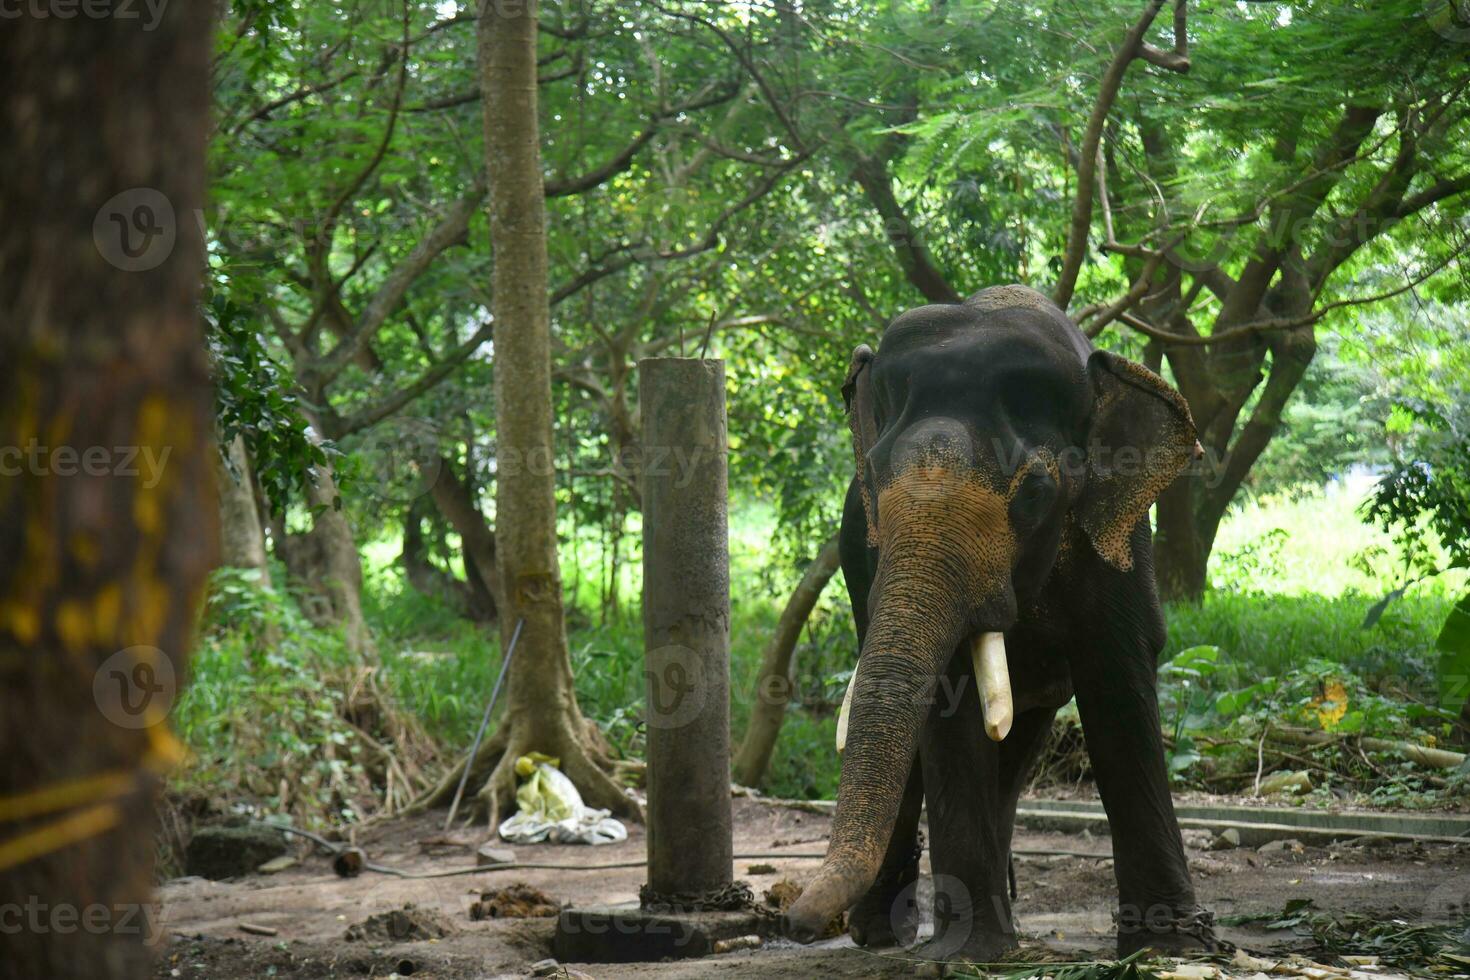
[1077,350,1199,571]
[842,344,879,545]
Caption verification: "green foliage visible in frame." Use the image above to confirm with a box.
[1364,398,1470,576]
[1225,899,1470,970]
[362,583,501,746]
[950,949,1160,980]
[1358,353,1470,705]
[1436,592,1470,717]
[181,490,1468,824]
[1158,594,1461,803]
[191,0,1470,821]
[1245,347,1386,498]
[1158,645,1220,775]
[177,570,371,825]
[207,276,333,510]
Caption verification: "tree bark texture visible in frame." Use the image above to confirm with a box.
[640,357,733,897]
[477,0,635,824]
[273,417,369,653]
[215,434,272,587]
[0,6,217,978]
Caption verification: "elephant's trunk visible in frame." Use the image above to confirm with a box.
[785,464,1015,942]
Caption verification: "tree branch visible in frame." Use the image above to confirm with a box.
[330,318,494,437]
[550,152,808,305]
[308,181,487,385]
[544,127,660,197]
[850,153,961,304]
[1113,246,1465,347]
[1053,0,1187,310]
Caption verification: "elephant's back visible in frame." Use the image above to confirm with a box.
[962,284,1093,365]
[878,284,1091,370]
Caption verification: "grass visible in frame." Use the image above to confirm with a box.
[359,501,855,800]
[173,481,1466,816]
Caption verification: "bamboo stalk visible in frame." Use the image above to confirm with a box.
[1270,727,1466,771]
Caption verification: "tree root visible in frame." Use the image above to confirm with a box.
[471,718,644,830]
[401,710,642,831]
[399,726,507,817]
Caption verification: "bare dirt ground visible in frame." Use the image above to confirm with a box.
[153,797,1468,979]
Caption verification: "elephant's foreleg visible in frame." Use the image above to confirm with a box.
[846,761,924,947]
[913,653,1017,962]
[994,705,1059,924]
[1068,636,1215,955]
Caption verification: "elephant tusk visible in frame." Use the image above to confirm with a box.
[971,632,1013,741]
[835,664,857,753]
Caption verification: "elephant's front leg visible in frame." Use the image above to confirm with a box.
[1069,633,1216,955]
[913,651,1016,962]
[847,762,923,947]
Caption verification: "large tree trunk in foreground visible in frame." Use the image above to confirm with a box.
[733,535,842,788]
[0,6,216,978]
[474,0,636,826]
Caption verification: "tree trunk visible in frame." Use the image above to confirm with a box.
[475,0,637,825]
[274,421,369,654]
[428,458,504,620]
[1154,295,1318,603]
[403,497,496,622]
[732,535,842,788]
[215,434,272,587]
[0,6,216,978]
[1152,480,1212,603]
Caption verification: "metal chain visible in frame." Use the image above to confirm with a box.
[639,879,756,914]
[1112,905,1225,950]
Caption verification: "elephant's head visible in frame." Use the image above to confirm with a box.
[786,285,1198,941]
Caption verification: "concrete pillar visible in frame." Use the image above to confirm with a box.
[639,357,732,898]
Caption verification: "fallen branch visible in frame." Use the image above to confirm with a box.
[1270,727,1466,771]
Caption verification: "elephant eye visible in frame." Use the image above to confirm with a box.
[1011,471,1058,527]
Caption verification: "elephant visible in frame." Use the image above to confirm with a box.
[784,284,1217,962]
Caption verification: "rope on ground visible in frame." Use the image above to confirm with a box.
[257,823,1114,879]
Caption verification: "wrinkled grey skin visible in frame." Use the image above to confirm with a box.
[784,286,1216,962]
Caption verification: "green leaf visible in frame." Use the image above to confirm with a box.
[1435,591,1470,714]
[1361,588,1405,629]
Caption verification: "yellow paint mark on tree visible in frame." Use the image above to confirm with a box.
[133,394,176,538]
[69,532,100,569]
[55,600,90,653]
[0,602,40,645]
[93,584,123,648]
[123,575,170,650]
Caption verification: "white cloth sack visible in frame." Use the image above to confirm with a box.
[497,759,627,846]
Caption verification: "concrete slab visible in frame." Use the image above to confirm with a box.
[1016,800,1470,847]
